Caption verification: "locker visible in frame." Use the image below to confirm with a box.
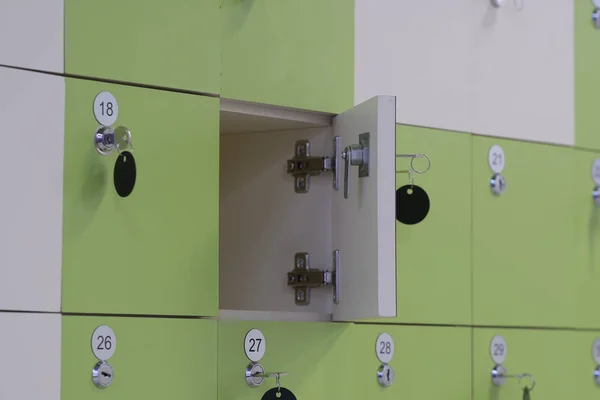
[572,148,600,329]
[0,312,61,400]
[220,0,353,113]
[472,136,576,327]
[0,67,63,312]
[473,328,575,400]
[575,1,600,150]
[218,320,354,400]
[219,95,397,322]
[354,325,471,400]
[61,79,219,316]
[571,331,600,397]
[0,0,63,72]
[61,316,217,399]
[65,0,220,94]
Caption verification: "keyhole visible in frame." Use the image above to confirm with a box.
[387,369,390,381]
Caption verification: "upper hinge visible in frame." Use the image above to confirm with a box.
[286,251,340,306]
[286,137,340,193]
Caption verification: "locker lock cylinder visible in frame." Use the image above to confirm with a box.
[95,125,133,156]
[92,360,114,389]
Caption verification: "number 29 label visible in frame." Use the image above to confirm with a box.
[490,335,507,364]
[375,333,395,364]
[91,325,116,361]
[244,328,266,362]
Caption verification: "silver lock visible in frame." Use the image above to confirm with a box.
[92,361,114,389]
[594,9,600,28]
[491,364,507,387]
[490,173,506,196]
[94,125,133,156]
[377,364,394,387]
[594,366,600,385]
[593,186,600,206]
[245,362,265,388]
[341,132,370,199]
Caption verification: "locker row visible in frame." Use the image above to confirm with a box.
[3,1,600,148]
[2,65,600,329]
[7,313,600,400]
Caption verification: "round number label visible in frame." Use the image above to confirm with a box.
[490,335,507,364]
[91,325,116,361]
[244,328,266,362]
[592,338,600,364]
[594,0,600,9]
[488,145,506,174]
[375,333,395,364]
[93,91,119,127]
[591,159,600,186]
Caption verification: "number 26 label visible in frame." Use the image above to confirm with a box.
[244,328,266,362]
[375,333,395,364]
[91,325,117,361]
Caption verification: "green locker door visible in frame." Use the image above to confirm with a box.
[220,0,353,113]
[573,149,600,329]
[393,126,471,325]
[572,331,600,397]
[62,79,219,316]
[61,316,217,399]
[65,0,220,94]
[473,328,575,400]
[218,321,355,400]
[575,1,600,150]
[472,136,576,327]
[354,325,471,400]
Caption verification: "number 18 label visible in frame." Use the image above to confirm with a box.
[375,333,395,364]
[93,91,119,127]
[91,325,116,361]
[244,328,266,362]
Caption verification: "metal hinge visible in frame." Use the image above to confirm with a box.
[286,137,340,193]
[287,251,340,306]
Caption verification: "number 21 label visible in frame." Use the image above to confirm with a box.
[93,91,119,127]
[244,328,266,362]
[91,325,116,361]
[375,333,395,364]
[488,145,505,174]
[592,338,600,364]
[489,335,507,364]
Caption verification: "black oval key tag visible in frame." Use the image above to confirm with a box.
[114,150,136,198]
[396,184,430,225]
[261,387,297,400]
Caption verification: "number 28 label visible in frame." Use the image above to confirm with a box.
[244,328,266,362]
[490,335,507,364]
[375,333,395,364]
[91,325,116,361]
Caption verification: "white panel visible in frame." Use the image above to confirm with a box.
[0,312,61,400]
[470,0,574,145]
[220,127,334,315]
[332,95,397,321]
[354,0,475,133]
[354,0,574,145]
[0,0,64,72]
[0,67,64,312]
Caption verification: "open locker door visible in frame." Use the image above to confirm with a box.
[331,95,397,321]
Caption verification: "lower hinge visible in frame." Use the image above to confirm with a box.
[286,251,340,306]
[286,137,340,193]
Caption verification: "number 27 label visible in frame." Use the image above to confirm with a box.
[244,328,266,362]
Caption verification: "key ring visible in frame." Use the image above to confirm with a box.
[518,373,535,392]
[409,153,431,175]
